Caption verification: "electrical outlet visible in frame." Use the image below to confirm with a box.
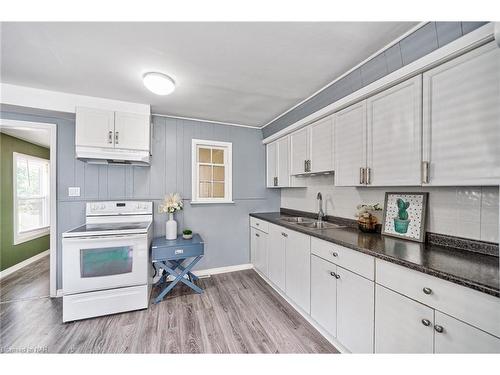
[68,187,80,197]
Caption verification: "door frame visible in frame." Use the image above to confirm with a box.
[0,118,58,297]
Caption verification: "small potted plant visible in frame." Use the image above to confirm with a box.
[182,229,193,240]
[355,203,382,233]
[393,198,411,234]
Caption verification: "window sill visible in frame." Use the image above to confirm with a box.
[14,226,50,245]
[190,200,235,205]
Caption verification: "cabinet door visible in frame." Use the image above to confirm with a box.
[75,107,115,149]
[311,255,337,337]
[290,127,309,175]
[423,41,500,186]
[251,228,267,276]
[333,101,367,186]
[309,116,334,173]
[366,76,422,186]
[267,224,286,291]
[266,141,278,187]
[114,112,150,151]
[375,285,434,353]
[434,311,500,353]
[285,230,310,313]
[276,137,290,187]
[336,267,374,353]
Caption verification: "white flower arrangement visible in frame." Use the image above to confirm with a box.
[355,203,382,219]
[159,193,184,214]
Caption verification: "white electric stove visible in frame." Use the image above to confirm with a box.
[62,201,153,322]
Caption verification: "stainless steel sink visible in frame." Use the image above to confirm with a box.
[280,216,315,223]
[296,221,346,229]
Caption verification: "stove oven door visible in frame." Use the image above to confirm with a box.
[62,234,148,295]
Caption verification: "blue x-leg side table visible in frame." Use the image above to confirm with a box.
[151,234,204,304]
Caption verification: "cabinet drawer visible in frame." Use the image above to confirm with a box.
[311,237,374,280]
[376,259,500,338]
[250,217,269,233]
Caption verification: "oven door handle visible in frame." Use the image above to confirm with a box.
[63,234,147,241]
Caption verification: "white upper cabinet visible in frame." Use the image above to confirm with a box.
[285,230,310,314]
[367,75,422,186]
[290,127,309,175]
[290,116,334,175]
[334,101,367,186]
[76,107,115,149]
[422,41,500,186]
[266,141,278,187]
[309,116,334,173]
[114,111,150,151]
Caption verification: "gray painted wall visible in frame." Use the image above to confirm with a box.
[0,105,280,289]
[262,21,488,138]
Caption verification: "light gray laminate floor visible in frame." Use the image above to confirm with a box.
[0,257,338,353]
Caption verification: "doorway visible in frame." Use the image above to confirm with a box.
[0,119,57,298]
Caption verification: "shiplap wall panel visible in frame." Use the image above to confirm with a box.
[263,21,488,138]
[0,107,280,289]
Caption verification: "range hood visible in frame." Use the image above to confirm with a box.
[76,146,150,166]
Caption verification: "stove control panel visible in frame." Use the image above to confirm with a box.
[86,201,153,216]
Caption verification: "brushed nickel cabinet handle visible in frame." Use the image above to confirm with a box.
[422,161,430,184]
[304,160,307,172]
[281,232,288,237]
[115,131,119,144]
[421,319,431,327]
[366,167,371,185]
[434,325,444,333]
[108,131,113,144]
[359,167,364,184]
[423,287,432,295]
[273,177,278,186]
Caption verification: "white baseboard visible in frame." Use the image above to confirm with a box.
[193,263,253,277]
[0,249,50,279]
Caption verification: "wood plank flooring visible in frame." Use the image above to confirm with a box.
[0,257,338,353]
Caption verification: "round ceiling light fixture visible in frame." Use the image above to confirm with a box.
[142,72,175,95]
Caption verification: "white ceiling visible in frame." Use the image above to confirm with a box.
[0,125,51,148]
[0,22,418,127]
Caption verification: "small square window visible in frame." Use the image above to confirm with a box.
[192,140,232,204]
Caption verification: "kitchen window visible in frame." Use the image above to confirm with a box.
[13,152,50,244]
[191,139,233,204]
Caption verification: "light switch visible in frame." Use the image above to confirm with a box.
[68,187,80,197]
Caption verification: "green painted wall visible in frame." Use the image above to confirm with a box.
[0,133,50,271]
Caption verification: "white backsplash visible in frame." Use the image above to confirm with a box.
[281,175,499,243]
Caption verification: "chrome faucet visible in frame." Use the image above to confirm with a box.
[317,192,325,222]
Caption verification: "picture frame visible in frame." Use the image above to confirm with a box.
[381,192,428,243]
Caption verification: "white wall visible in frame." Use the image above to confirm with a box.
[281,175,499,243]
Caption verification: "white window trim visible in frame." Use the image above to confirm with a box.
[13,152,50,245]
[191,139,233,204]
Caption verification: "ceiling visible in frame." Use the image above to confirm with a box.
[0,125,51,148]
[0,22,418,127]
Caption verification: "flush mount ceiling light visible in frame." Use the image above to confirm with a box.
[143,72,175,95]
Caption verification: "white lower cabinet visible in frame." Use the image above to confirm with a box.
[285,230,311,314]
[375,285,434,353]
[250,227,268,277]
[267,224,286,291]
[311,255,337,337]
[434,311,500,353]
[336,266,374,353]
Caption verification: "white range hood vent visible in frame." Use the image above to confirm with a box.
[76,146,151,166]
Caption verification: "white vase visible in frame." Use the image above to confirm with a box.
[165,213,177,240]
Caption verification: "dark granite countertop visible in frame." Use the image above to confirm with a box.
[250,212,500,298]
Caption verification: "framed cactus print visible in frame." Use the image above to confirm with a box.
[381,192,428,242]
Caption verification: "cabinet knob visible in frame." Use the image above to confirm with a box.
[334,273,340,279]
[255,233,260,237]
[421,319,431,327]
[331,251,338,257]
[281,232,288,237]
[434,325,444,333]
[422,287,432,295]
[330,271,336,277]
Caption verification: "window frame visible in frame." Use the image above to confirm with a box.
[13,152,50,245]
[191,139,233,204]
